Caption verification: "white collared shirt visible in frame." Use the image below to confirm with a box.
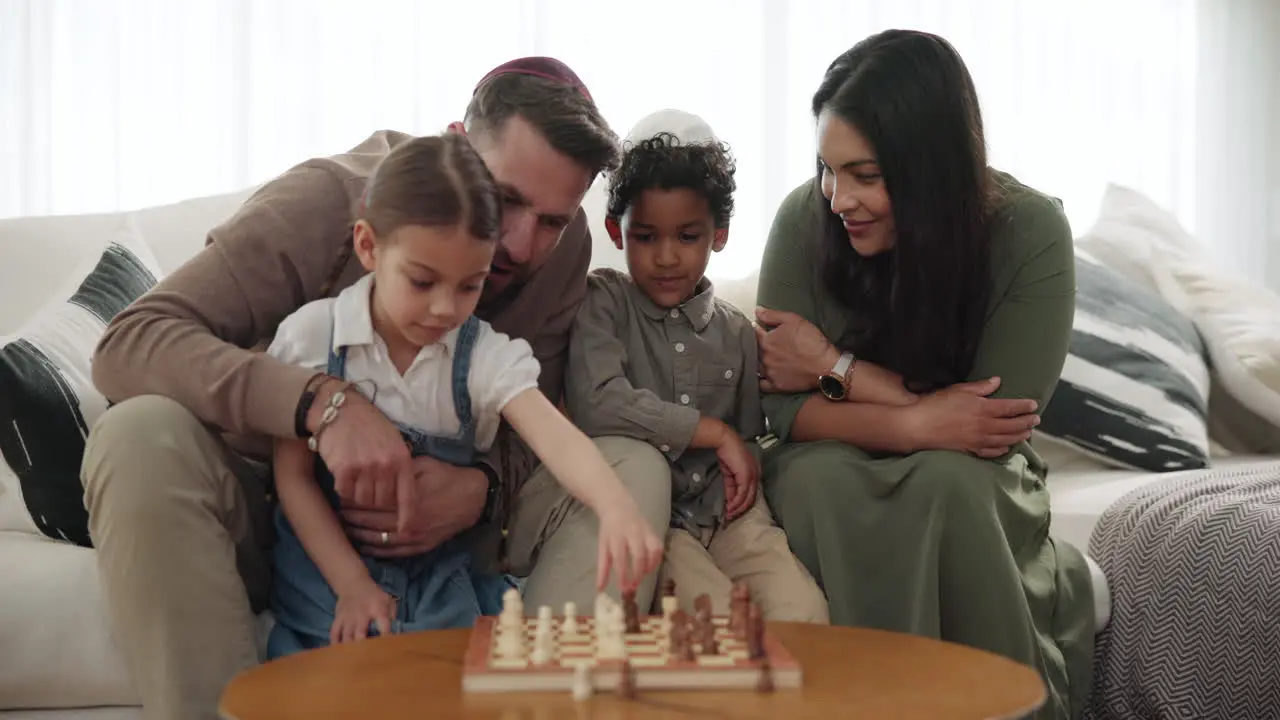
[267,273,540,450]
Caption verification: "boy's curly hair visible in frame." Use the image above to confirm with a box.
[606,132,737,228]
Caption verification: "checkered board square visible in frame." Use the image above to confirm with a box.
[461,615,802,693]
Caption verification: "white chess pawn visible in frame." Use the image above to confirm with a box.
[571,664,593,701]
[530,628,552,665]
[501,588,524,628]
[562,602,579,636]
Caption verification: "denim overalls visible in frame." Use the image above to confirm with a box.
[267,315,514,659]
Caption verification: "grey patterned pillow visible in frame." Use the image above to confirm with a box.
[1038,255,1210,472]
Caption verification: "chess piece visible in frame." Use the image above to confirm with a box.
[594,591,612,619]
[756,659,775,693]
[497,625,525,658]
[536,605,553,637]
[746,602,765,659]
[693,592,712,617]
[571,664,593,701]
[562,602,578,636]
[700,629,719,655]
[663,578,677,597]
[669,622,693,662]
[501,587,524,628]
[616,659,636,699]
[621,589,642,634]
[730,581,751,634]
[530,634,551,665]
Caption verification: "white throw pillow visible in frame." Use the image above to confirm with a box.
[1076,184,1280,428]
[0,221,162,543]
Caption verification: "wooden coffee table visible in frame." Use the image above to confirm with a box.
[219,623,1046,719]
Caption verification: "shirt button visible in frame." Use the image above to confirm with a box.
[692,473,702,483]
[669,309,679,319]
[723,369,733,379]
[674,342,686,353]
[680,394,690,404]
[660,444,671,453]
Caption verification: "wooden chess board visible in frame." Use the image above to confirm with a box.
[461,614,802,693]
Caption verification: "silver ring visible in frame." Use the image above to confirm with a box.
[380,531,390,546]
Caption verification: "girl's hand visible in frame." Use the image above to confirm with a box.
[717,433,759,522]
[331,580,396,645]
[595,502,664,593]
[904,377,1041,457]
[755,307,839,393]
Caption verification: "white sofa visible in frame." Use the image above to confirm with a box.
[1,177,1276,718]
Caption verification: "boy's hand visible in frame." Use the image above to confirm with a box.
[331,580,396,645]
[717,432,759,522]
[595,501,664,593]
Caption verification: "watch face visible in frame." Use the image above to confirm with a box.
[819,375,845,400]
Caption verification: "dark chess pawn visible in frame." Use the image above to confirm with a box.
[617,659,636,699]
[700,625,720,655]
[746,602,765,659]
[729,581,751,635]
[622,589,642,634]
[672,624,697,662]
[693,592,712,617]
[756,659,775,693]
[663,578,677,597]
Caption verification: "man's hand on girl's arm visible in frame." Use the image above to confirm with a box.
[340,456,487,559]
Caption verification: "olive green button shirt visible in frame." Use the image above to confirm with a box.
[565,268,764,531]
[757,172,1077,476]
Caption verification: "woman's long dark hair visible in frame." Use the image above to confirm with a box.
[813,30,994,393]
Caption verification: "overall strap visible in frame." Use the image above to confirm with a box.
[326,319,348,380]
[449,316,481,430]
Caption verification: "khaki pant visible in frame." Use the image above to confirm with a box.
[654,493,830,623]
[81,395,671,720]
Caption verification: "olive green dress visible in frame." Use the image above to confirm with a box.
[759,176,1095,719]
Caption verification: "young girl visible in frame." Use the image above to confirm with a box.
[265,134,663,657]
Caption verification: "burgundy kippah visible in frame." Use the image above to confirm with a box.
[474,56,593,102]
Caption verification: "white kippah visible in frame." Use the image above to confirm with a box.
[624,108,719,146]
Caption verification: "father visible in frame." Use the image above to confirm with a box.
[80,57,672,720]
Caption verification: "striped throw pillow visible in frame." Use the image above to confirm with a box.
[1038,254,1210,472]
[0,234,160,546]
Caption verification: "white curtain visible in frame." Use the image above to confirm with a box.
[2,0,1276,287]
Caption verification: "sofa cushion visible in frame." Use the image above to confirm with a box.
[0,532,138,709]
[1037,253,1211,472]
[1076,184,1280,433]
[0,230,160,544]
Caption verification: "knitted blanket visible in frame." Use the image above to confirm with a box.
[1084,461,1280,720]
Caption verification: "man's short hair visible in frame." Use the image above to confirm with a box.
[465,72,621,177]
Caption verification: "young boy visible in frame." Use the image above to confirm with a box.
[565,110,829,622]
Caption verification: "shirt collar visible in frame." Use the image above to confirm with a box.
[629,276,717,333]
[331,273,459,356]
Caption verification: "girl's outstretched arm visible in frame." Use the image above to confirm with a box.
[274,438,374,595]
[500,387,663,589]
[500,388,639,515]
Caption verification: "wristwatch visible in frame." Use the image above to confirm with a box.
[818,352,856,401]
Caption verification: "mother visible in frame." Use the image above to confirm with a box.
[754,30,1094,718]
